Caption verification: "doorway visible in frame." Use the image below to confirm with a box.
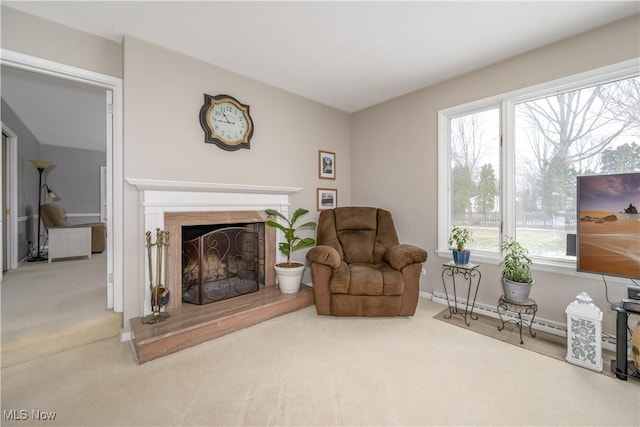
[1,125,18,279]
[0,49,123,313]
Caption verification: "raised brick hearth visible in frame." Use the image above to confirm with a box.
[130,284,313,364]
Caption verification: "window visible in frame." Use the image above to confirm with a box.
[438,61,640,271]
[449,108,501,252]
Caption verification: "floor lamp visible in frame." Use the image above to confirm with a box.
[28,160,57,262]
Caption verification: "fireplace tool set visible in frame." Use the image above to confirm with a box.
[142,228,171,324]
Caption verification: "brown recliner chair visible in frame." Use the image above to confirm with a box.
[40,203,106,253]
[306,207,427,316]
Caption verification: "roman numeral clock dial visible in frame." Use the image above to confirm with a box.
[199,94,254,151]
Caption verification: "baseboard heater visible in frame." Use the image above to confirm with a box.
[424,291,617,352]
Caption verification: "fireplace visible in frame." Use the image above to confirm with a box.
[127,179,302,314]
[182,222,264,305]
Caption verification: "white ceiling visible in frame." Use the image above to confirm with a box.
[1,65,107,152]
[4,1,639,113]
[3,0,640,112]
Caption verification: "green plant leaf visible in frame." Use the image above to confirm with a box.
[265,208,316,263]
[290,208,310,225]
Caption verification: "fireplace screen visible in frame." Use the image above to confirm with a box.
[182,226,260,304]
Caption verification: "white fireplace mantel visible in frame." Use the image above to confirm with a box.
[127,179,302,213]
[127,178,302,195]
[127,178,302,315]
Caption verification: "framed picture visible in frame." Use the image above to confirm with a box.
[317,188,337,211]
[319,150,336,180]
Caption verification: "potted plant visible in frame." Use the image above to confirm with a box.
[448,225,474,264]
[500,237,534,302]
[265,208,317,293]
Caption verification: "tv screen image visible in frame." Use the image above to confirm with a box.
[577,172,640,279]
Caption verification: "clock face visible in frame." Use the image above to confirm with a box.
[209,102,248,144]
[199,94,254,151]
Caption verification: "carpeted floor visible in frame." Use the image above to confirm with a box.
[433,305,619,379]
[1,253,122,367]
[3,298,639,426]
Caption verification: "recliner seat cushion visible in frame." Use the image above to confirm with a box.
[348,263,383,295]
[328,262,405,296]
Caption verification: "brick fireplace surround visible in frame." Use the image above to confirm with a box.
[127,179,314,363]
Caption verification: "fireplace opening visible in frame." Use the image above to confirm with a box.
[181,222,265,305]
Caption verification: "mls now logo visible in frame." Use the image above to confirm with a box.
[3,409,57,421]
[3,410,28,420]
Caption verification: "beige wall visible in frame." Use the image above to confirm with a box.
[122,37,350,329]
[1,6,122,78]
[350,14,640,334]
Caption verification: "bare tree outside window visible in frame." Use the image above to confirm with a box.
[514,76,640,257]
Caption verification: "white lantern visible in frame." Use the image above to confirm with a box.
[565,292,603,372]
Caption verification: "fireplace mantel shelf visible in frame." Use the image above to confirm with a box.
[127,178,302,195]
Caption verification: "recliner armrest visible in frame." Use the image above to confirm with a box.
[306,245,341,269]
[384,244,427,270]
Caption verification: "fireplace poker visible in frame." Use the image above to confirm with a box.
[157,229,170,307]
[155,228,162,299]
[145,231,154,297]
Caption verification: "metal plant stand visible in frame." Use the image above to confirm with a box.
[497,296,538,344]
[441,262,481,326]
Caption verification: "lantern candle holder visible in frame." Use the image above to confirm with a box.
[565,292,603,372]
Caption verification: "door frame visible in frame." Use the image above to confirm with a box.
[0,49,123,312]
[1,124,18,273]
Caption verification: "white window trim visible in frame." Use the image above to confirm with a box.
[437,58,640,278]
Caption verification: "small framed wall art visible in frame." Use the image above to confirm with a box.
[319,150,336,179]
[317,188,338,211]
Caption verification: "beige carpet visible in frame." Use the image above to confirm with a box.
[432,306,620,380]
[2,298,639,426]
[1,253,122,367]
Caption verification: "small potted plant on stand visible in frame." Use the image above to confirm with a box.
[500,237,534,302]
[448,225,474,265]
[265,208,316,293]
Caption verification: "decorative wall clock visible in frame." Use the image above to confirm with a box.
[199,94,254,151]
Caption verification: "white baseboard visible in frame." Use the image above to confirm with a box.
[421,291,617,352]
[120,330,132,342]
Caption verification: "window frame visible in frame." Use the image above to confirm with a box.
[437,58,640,277]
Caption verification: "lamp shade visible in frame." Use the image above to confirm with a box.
[45,187,59,200]
[30,160,52,170]
[566,292,603,372]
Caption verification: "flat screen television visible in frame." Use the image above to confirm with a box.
[576,172,640,279]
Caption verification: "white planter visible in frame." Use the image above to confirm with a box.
[274,263,305,293]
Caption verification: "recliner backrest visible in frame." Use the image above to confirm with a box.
[316,207,400,264]
[40,203,71,230]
